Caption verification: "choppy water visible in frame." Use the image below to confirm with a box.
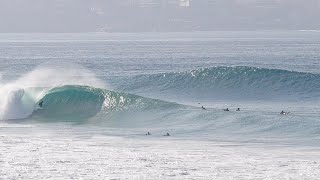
[1,31,320,179]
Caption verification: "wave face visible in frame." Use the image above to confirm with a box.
[1,66,320,143]
[0,85,179,121]
[33,86,105,120]
[0,83,319,144]
[117,66,320,102]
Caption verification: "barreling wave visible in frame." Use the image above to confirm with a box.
[31,85,320,141]
[1,82,320,142]
[33,86,105,120]
[117,66,320,102]
[1,66,320,142]
[0,85,180,121]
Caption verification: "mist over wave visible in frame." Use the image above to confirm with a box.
[0,64,105,120]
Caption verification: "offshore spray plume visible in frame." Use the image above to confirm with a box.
[0,63,106,120]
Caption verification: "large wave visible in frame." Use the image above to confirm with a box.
[1,66,320,142]
[0,85,180,121]
[0,64,105,120]
[116,66,320,102]
[27,85,320,142]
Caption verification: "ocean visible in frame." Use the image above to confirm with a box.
[0,31,320,179]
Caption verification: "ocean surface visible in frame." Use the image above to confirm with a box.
[0,31,320,179]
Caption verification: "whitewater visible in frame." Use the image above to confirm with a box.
[1,31,320,179]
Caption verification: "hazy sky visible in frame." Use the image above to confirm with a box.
[0,0,319,32]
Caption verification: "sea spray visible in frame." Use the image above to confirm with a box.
[0,64,106,120]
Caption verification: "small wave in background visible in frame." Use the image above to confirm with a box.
[115,66,320,102]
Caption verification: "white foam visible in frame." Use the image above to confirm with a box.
[0,126,319,179]
[0,64,106,120]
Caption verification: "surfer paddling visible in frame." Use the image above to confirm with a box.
[201,106,206,110]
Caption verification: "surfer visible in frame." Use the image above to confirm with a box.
[201,106,206,110]
[38,100,43,108]
[164,133,170,136]
[223,108,229,111]
[280,111,289,115]
[146,132,151,136]
[236,108,240,111]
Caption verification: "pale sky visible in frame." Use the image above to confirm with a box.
[0,0,319,32]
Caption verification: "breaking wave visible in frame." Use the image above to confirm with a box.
[0,85,180,121]
[1,66,320,143]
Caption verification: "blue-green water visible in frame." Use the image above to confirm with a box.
[1,31,320,144]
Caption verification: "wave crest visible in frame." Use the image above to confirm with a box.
[0,85,179,121]
[118,66,320,101]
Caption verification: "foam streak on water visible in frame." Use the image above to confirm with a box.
[0,126,319,179]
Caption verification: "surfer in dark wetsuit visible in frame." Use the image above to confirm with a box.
[236,108,240,111]
[146,132,151,136]
[38,100,43,108]
[201,106,206,110]
[280,111,287,115]
[164,133,170,136]
[224,108,229,111]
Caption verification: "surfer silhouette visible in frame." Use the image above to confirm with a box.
[38,100,43,108]
[146,132,151,136]
[280,111,289,115]
[201,106,206,110]
[236,108,240,111]
[164,133,170,136]
[224,108,229,111]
